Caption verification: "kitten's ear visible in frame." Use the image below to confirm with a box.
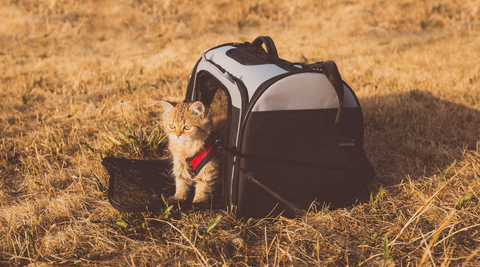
[190,101,205,118]
[160,100,175,113]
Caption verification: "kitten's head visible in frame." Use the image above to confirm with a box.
[160,101,211,143]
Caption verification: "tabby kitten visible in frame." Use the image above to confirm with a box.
[160,100,224,204]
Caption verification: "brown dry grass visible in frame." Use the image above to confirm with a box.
[1,0,479,266]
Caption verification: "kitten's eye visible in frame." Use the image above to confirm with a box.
[168,124,175,129]
[183,125,192,131]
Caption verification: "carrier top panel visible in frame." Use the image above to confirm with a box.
[205,46,287,102]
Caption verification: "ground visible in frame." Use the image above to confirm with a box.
[1,0,479,266]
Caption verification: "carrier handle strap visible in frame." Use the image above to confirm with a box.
[216,140,306,217]
[299,61,345,125]
[248,36,280,63]
[320,61,344,125]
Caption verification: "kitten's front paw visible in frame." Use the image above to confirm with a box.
[192,194,209,204]
[167,196,185,206]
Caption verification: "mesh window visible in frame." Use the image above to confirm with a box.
[102,157,175,212]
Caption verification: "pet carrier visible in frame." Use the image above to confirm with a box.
[102,36,375,218]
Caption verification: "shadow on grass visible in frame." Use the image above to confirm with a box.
[361,90,480,185]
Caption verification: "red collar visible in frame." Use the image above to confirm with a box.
[188,140,215,174]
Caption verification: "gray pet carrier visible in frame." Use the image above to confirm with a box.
[102,36,375,218]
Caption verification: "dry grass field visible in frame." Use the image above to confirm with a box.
[1,0,480,266]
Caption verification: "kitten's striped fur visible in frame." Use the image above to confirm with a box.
[161,100,225,204]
